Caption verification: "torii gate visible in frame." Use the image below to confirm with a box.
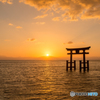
[66,46,91,72]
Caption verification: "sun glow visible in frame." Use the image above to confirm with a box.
[46,54,49,56]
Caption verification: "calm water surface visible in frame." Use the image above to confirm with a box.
[0,60,100,100]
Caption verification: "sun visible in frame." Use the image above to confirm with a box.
[46,54,49,56]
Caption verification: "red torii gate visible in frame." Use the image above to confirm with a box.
[66,46,91,72]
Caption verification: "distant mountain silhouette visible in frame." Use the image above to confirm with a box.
[0,55,100,60]
[0,55,67,60]
[37,56,59,60]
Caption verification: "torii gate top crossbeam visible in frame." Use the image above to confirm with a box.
[66,46,91,55]
[66,46,91,51]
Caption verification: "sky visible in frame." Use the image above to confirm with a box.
[0,0,100,60]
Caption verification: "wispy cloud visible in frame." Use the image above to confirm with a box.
[0,0,13,4]
[19,0,55,10]
[16,26,22,29]
[8,23,23,28]
[62,17,67,22]
[63,41,73,45]
[1,0,100,21]
[32,22,45,25]
[8,23,13,26]
[69,17,78,21]
[52,17,60,21]
[27,38,36,41]
[63,41,85,45]
[67,41,73,44]
[34,14,48,19]
[7,0,12,4]
[19,0,100,21]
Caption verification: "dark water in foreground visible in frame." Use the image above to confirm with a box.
[0,60,100,100]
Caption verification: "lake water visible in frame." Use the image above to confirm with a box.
[0,60,100,100]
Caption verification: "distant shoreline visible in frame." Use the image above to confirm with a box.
[0,60,100,61]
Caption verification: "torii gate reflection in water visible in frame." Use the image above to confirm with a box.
[66,46,91,72]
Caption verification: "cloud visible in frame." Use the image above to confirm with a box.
[8,23,13,26]
[63,41,85,45]
[8,24,23,28]
[16,26,22,28]
[67,41,73,44]
[19,0,100,21]
[0,0,13,4]
[2,0,100,20]
[7,0,12,4]
[32,22,45,24]
[34,14,48,19]
[63,41,73,44]
[69,17,78,21]
[27,38,36,41]
[81,7,100,19]
[19,0,56,10]
[52,17,60,21]
[62,17,67,22]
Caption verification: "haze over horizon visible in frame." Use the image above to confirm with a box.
[0,55,100,60]
[0,0,100,60]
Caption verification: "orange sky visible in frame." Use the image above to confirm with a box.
[0,0,100,59]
